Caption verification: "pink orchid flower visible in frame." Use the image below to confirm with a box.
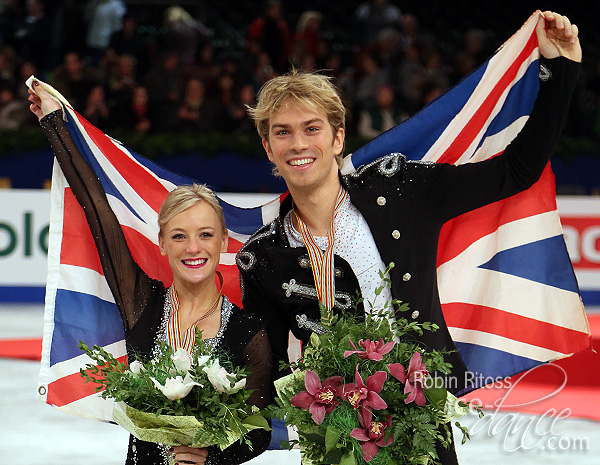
[350,408,394,462]
[291,370,342,424]
[339,364,387,411]
[388,351,429,406]
[344,337,395,361]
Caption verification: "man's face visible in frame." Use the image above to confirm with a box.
[262,101,344,192]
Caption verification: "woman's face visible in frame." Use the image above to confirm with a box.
[159,201,227,288]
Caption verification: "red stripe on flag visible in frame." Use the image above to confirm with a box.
[226,237,244,254]
[74,111,169,212]
[437,166,557,266]
[60,188,104,274]
[443,302,591,354]
[437,32,538,165]
[121,225,172,285]
[218,264,242,307]
[46,355,128,407]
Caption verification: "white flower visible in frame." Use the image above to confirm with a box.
[197,355,211,367]
[151,373,200,401]
[171,348,193,373]
[203,359,247,394]
[128,360,144,374]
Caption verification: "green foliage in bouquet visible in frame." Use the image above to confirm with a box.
[270,263,476,465]
[78,331,269,450]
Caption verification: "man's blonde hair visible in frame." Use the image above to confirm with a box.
[158,184,226,235]
[248,69,346,168]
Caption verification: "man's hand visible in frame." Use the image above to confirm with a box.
[536,10,581,63]
[27,81,62,121]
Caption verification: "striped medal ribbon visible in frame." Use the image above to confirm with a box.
[166,286,195,351]
[294,187,347,311]
[165,272,224,352]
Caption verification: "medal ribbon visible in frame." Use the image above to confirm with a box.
[294,187,347,311]
[166,286,192,351]
[165,273,224,353]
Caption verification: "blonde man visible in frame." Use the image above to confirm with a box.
[237,11,581,464]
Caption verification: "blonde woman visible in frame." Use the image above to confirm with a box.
[29,84,271,465]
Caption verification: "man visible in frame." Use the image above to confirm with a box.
[237,11,581,464]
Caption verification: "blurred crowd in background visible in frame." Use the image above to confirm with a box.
[0,0,598,149]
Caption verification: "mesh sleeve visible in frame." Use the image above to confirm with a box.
[40,110,152,330]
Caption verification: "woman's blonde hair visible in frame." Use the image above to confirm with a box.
[247,68,346,168]
[158,184,226,235]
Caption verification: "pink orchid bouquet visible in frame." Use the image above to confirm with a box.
[78,335,269,450]
[271,265,473,465]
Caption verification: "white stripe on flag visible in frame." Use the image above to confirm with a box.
[58,264,115,303]
[55,391,116,421]
[47,340,126,383]
[228,230,251,245]
[438,212,588,331]
[107,193,159,244]
[422,18,538,163]
[452,48,538,165]
[50,340,127,382]
[261,196,281,224]
[470,116,528,162]
[39,161,68,402]
[448,327,565,361]
[220,253,237,266]
[105,133,178,192]
[68,109,165,221]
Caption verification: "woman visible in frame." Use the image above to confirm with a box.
[29,83,272,465]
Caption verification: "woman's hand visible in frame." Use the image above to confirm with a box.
[171,446,209,464]
[536,10,581,63]
[27,81,62,121]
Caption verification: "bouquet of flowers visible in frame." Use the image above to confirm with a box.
[78,333,270,450]
[271,264,477,465]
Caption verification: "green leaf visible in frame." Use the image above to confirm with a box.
[424,386,447,409]
[340,450,357,465]
[322,448,344,463]
[325,425,342,454]
[298,431,325,445]
[242,415,271,430]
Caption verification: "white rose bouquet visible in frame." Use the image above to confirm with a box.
[78,335,269,450]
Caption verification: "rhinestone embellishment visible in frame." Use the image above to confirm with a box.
[282,279,352,310]
[296,314,330,334]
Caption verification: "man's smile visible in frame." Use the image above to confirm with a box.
[288,157,316,167]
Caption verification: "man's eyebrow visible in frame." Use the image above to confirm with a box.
[270,118,325,129]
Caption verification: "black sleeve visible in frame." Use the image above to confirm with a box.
[417,56,580,222]
[239,263,292,385]
[39,110,153,330]
[207,327,273,464]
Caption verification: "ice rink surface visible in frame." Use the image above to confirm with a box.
[1,304,599,465]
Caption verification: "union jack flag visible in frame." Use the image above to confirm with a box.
[37,12,590,425]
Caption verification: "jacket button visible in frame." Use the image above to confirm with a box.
[411,310,419,319]
[402,273,411,281]
[377,196,386,206]
[298,255,311,269]
[391,229,400,239]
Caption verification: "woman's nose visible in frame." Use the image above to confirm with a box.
[186,237,201,253]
